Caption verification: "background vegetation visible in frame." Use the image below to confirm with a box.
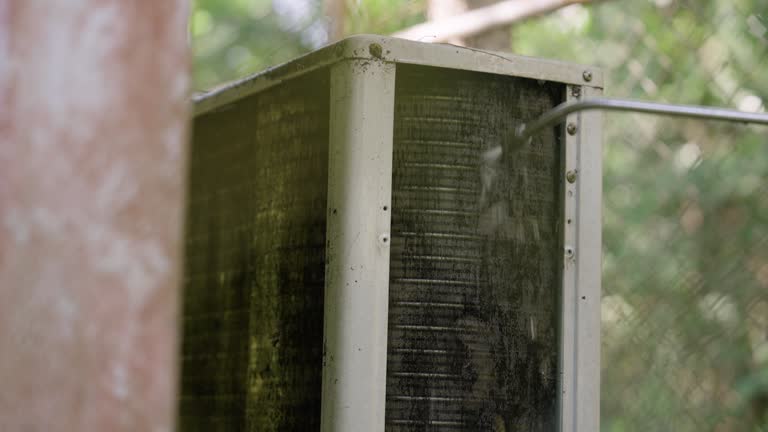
[191,1,768,430]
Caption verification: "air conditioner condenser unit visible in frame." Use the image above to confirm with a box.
[180,35,602,432]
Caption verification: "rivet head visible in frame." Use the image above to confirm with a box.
[565,246,575,258]
[567,123,578,135]
[583,70,593,82]
[566,170,578,183]
[571,86,581,98]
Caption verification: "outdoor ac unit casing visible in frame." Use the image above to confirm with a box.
[181,35,602,432]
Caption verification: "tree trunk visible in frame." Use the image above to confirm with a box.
[325,0,347,42]
[428,0,511,50]
[428,0,471,45]
[0,1,190,431]
[399,0,594,47]
[465,0,513,50]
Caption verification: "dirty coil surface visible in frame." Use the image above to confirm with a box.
[386,65,563,431]
[180,70,329,431]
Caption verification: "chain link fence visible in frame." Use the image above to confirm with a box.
[515,1,768,430]
[192,1,768,429]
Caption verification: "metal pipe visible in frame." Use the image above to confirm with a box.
[509,97,768,152]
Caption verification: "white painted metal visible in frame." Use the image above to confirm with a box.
[192,36,604,432]
[559,86,578,432]
[558,85,603,432]
[574,84,603,432]
[193,35,603,116]
[321,59,396,432]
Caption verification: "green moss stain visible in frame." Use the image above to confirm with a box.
[180,69,329,431]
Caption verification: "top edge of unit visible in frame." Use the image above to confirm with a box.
[193,34,603,116]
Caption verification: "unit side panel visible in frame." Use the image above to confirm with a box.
[387,64,564,431]
[180,70,330,431]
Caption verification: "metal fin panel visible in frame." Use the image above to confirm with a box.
[387,64,564,431]
[181,70,330,431]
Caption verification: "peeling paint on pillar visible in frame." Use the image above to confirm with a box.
[0,1,190,431]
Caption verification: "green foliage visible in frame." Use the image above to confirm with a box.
[191,0,426,90]
[514,1,768,430]
[192,0,311,90]
[345,0,426,35]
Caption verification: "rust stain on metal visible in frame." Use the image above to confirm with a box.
[369,43,384,59]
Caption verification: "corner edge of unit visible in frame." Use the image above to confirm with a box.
[192,34,604,117]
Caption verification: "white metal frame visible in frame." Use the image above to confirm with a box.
[192,34,604,432]
[559,85,603,432]
[321,59,396,432]
[193,35,603,116]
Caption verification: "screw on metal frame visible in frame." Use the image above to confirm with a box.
[571,86,582,98]
[507,97,768,154]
